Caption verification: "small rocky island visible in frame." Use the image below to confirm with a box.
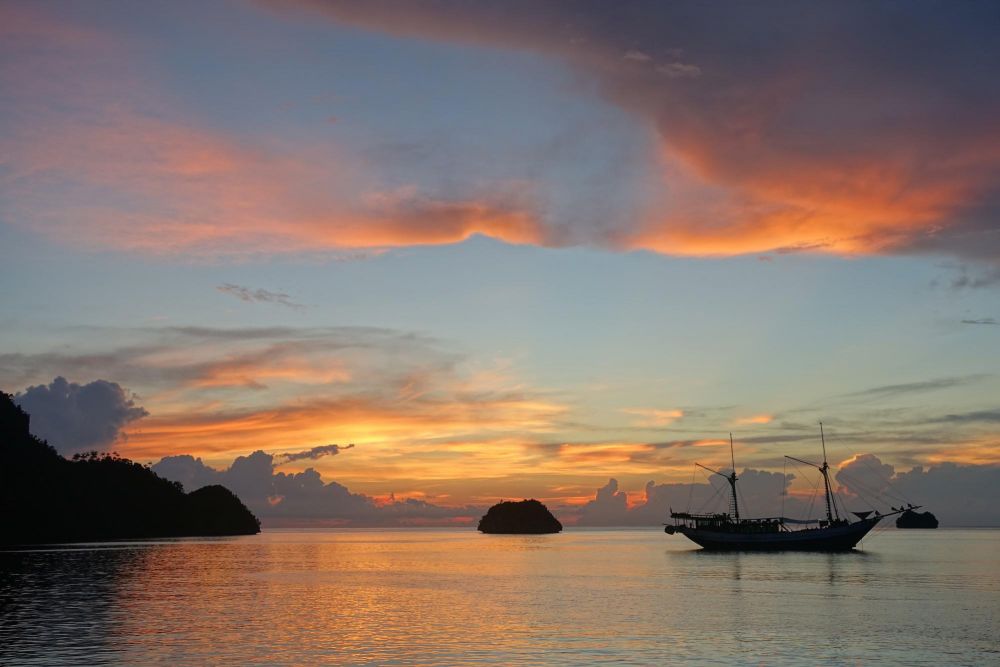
[896,509,939,529]
[1,392,260,545]
[478,499,562,534]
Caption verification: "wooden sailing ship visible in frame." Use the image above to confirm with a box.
[664,425,914,551]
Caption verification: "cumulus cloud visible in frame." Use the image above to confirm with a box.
[217,284,305,310]
[281,443,355,462]
[575,478,629,524]
[572,455,1000,527]
[836,453,1000,526]
[573,468,795,526]
[151,450,482,526]
[835,453,896,499]
[13,377,148,455]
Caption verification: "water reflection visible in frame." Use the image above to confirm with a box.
[1,530,997,665]
[1,545,149,665]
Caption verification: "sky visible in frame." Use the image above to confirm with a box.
[2,0,1000,525]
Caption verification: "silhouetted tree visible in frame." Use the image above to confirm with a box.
[1,392,260,545]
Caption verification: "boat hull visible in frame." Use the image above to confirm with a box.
[668,517,881,551]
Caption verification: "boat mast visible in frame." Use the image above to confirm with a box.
[784,423,842,524]
[729,433,739,521]
[696,434,740,521]
[819,422,839,523]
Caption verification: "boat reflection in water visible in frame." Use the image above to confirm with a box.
[665,425,914,551]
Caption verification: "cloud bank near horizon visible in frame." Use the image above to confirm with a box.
[151,450,481,526]
[147,451,1000,527]
[571,453,1000,527]
[5,371,998,525]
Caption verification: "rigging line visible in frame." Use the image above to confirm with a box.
[820,435,890,516]
[824,461,852,516]
[806,485,818,521]
[853,451,914,504]
[736,484,749,520]
[834,469,892,501]
[787,459,820,491]
[781,458,787,519]
[835,469,906,508]
[786,458,821,520]
[857,457,913,505]
[824,426,913,507]
[686,464,697,513]
[833,486,852,518]
[830,476,847,517]
[696,475,727,514]
[839,465,908,505]
[841,480,881,512]
[870,516,895,539]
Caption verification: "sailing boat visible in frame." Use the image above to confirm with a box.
[664,425,914,551]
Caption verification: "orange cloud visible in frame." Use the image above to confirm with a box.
[923,440,1000,466]
[557,442,655,465]
[735,414,773,425]
[274,2,1000,263]
[0,6,544,257]
[122,391,563,460]
[186,358,351,390]
[624,143,989,257]
[3,106,543,255]
[621,408,684,427]
[7,3,1000,262]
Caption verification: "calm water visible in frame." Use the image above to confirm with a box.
[1,528,998,666]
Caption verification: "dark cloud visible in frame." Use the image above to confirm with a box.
[835,453,896,499]
[572,454,1000,527]
[836,453,1000,526]
[926,410,1000,425]
[961,318,998,325]
[574,478,628,524]
[277,1,1000,265]
[573,468,796,526]
[217,283,306,310]
[151,451,482,526]
[839,375,989,401]
[951,267,1000,289]
[281,443,355,462]
[13,377,148,455]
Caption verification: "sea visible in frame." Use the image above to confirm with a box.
[1,528,997,666]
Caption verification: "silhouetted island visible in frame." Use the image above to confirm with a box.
[0,392,260,546]
[478,499,562,534]
[896,509,939,529]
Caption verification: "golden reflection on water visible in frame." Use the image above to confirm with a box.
[2,529,999,665]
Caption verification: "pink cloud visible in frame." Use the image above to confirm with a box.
[4,2,999,263]
[274,1,1000,262]
[0,5,544,257]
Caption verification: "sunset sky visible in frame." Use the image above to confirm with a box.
[3,1,999,524]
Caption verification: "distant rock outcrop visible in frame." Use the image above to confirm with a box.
[1,391,260,545]
[478,499,562,534]
[896,509,939,529]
